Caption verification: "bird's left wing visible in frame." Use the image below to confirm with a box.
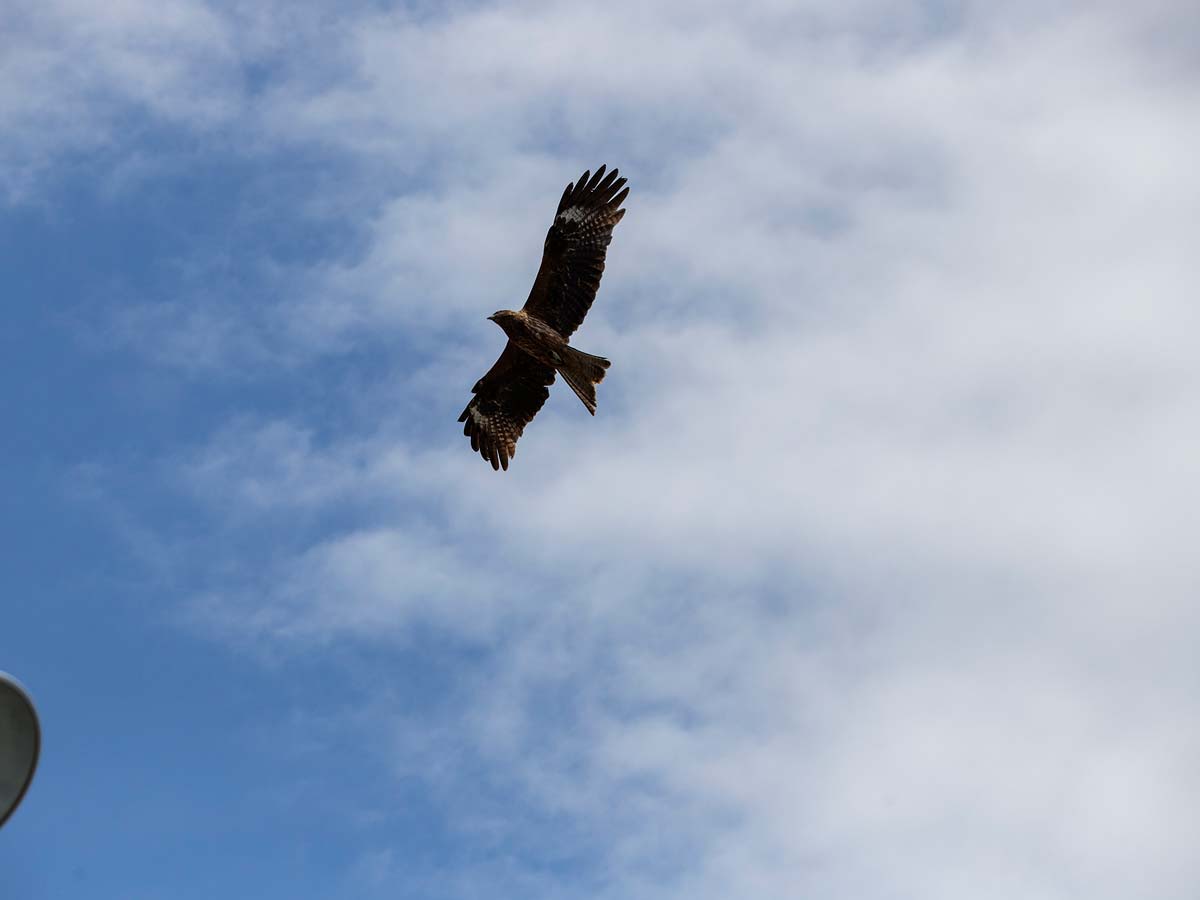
[522,165,629,338]
[458,342,556,471]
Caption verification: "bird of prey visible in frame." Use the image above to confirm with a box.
[459,165,629,470]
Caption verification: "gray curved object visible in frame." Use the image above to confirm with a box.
[0,672,40,829]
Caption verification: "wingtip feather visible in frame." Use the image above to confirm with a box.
[586,165,607,192]
[596,168,620,195]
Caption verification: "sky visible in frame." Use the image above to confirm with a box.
[2,1,1199,897]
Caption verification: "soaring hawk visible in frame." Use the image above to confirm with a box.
[459,165,629,470]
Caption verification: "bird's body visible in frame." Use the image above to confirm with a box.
[487,309,570,370]
[459,165,629,470]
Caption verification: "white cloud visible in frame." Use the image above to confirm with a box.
[60,1,1200,897]
[0,0,239,199]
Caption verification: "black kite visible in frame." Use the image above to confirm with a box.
[459,165,629,470]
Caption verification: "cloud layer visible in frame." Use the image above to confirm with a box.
[43,1,1200,897]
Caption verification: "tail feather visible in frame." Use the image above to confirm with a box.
[557,346,610,415]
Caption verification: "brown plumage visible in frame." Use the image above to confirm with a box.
[459,165,628,471]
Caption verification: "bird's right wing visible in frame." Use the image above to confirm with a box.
[458,342,556,471]
[521,165,629,339]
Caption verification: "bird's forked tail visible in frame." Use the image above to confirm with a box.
[556,346,610,415]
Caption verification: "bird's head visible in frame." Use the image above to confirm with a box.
[487,310,515,324]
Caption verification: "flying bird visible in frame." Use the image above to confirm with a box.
[459,165,629,470]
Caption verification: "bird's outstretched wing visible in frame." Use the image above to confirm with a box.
[522,165,629,338]
[458,342,555,470]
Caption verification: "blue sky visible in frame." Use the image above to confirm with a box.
[3,2,1199,898]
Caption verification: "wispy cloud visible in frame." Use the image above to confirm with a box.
[49,1,1200,897]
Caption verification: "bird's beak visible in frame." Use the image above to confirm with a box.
[486,314,496,322]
